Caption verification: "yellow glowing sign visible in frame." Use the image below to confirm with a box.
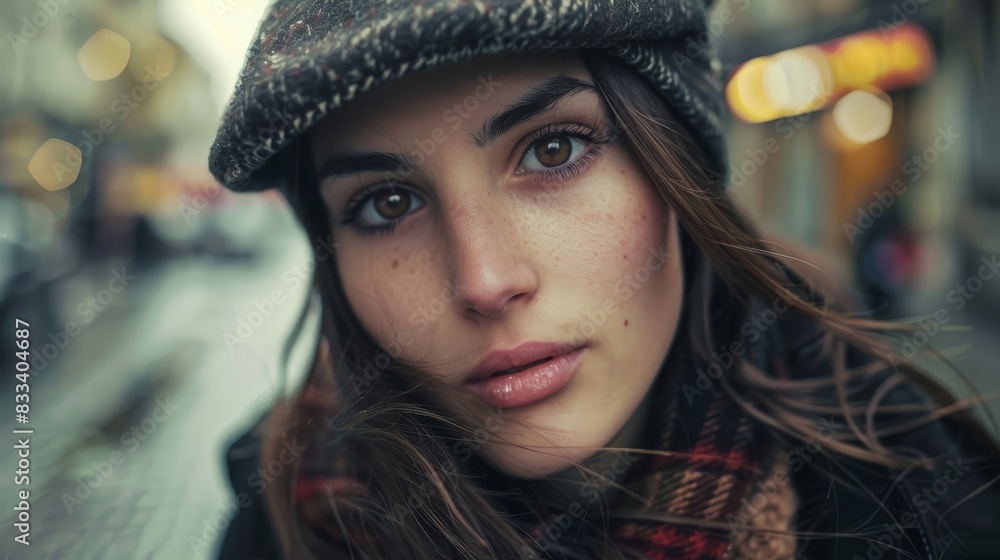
[728,24,933,124]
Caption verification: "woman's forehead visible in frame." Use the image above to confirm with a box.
[308,50,593,146]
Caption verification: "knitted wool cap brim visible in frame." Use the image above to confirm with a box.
[209,0,727,192]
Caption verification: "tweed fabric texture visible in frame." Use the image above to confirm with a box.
[208,0,728,192]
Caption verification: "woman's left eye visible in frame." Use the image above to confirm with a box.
[515,125,606,180]
[344,186,426,235]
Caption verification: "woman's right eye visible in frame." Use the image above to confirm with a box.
[343,185,426,235]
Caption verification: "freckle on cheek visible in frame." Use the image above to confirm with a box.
[624,320,629,327]
[392,259,399,270]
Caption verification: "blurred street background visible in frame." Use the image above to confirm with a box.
[0,0,998,558]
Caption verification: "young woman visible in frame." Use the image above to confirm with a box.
[208,1,1000,558]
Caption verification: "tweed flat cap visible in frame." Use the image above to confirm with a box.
[209,0,727,192]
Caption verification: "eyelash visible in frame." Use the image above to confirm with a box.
[515,122,610,182]
[340,181,413,236]
[341,122,611,236]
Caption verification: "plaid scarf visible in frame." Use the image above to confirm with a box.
[294,297,798,559]
[499,300,797,560]
[600,326,798,560]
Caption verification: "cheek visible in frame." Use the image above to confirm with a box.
[547,166,667,290]
[335,241,442,346]
[609,164,668,263]
[559,159,680,367]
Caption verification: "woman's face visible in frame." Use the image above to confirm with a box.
[309,50,684,479]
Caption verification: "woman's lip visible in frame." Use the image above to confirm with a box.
[464,347,586,408]
[467,341,582,382]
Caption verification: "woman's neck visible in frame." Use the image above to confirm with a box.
[528,390,655,514]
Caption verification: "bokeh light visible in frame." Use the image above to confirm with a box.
[832,89,893,145]
[28,138,82,191]
[77,28,131,81]
[762,47,832,112]
[128,34,178,82]
[728,46,834,123]
[727,24,933,124]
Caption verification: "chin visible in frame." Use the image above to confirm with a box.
[484,448,582,480]
[490,450,573,480]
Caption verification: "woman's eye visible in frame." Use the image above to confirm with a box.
[350,187,425,231]
[518,133,591,173]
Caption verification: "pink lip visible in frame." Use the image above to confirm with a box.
[465,342,586,408]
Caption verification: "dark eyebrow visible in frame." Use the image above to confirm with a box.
[316,151,420,182]
[315,75,597,182]
[471,75,596,148]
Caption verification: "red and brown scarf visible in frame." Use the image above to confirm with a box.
[601,333,798,560]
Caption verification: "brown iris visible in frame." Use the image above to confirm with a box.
[533,134,572,167]
[374,190,411,220]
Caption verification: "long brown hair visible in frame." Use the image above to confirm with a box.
[256,48,995,559]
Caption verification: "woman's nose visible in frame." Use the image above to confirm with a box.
[441,199,539,319]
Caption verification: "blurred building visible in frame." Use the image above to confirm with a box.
[717,0,1000,318]
[715,0,1000,422]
